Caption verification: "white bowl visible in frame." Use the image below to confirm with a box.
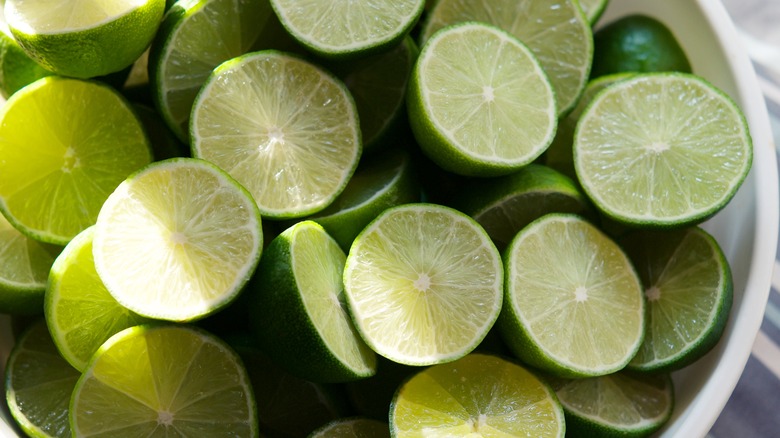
[0,0,777,436]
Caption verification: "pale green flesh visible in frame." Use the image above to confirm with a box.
[71,326,256,437]
[272,0,422,52]
[556,373,672,430]
[292,224,375,375]
[423,0,592,114]
[420,24,555,164]
[94,160,261,321]
[5,0,147,33]
[575,75,752,223]
[345,206,502,364]
[509,216,643,372]
[157,0,273,139]
[392,354,564,437]
[0,78,151,244]
[0,215,54,289]
[628,229,726,366]
[48,227,149,372]
[6,320,80,438]
[192,53,360,217]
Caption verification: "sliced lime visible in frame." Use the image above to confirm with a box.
[93,158,263,322]
[578,0,609,25]
[0,76,152,245]
[408,22,557,176]
[621,227,733,373]
[248,221,377,382]
[343,203,503,366]
[573,73,753,227]
[422,0,593,115]
[191,50,361,219]
[310,418,389,438]
[390,353,565,437]
[45,226,151,372]
[499,213,644,378]
[70,325,258,437]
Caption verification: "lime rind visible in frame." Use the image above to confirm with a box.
[343,203,504,366]
[573,73,753,227]
[577,0,609,25]
[408,21,557,177]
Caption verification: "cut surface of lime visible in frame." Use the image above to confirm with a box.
[70,324,258,437]
[499,214,644,378]
[5,319,81,438]
[391,353,565,437]
[408,22,556,177]
[93,158,263,322]
[311,417,389,438]
[422,0,593,115]
[343,204,503,366]
[149,0,280,141]
[621,227,733,373]
[0,76,152,245]
[5,0,165,78]
[191,50,361,219]
[45,226,151,372]
[249,221,377,383]
[573,73,753,227]
[270,0,424,58]
[0,214,58,315]
[553,371,674,437]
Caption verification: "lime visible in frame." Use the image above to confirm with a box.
[408,22,557,177]
[0,20,52,98]
[328,37,418,153]
[70,324,258,437]
[149,0,286,141]
[573,73,753,227]
[591,14,692,78]
[578,0,609,25]
[270,0,425,59]
[191,50,362,219]
[248,221,377,383]
[422,0,593,115]
[304,148,419,252]
[545,73,634,180]
[93,158,263,322]
[499,213,645,378]
[0,214,58,315]
[552,371,674,437]
[343,203,503,366]
[390,353,565,437]
[0,76,153,245]
[450,164,592,251]
[621,227,733,373]
[4,0,165,78]
[4,319,80,438]
[45,226,151,372]
[310,418,389,438]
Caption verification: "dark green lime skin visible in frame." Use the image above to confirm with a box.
[591,14,692,78]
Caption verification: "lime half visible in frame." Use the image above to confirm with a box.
[574,73,753,227]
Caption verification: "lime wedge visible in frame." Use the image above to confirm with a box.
[408,22,557,176]
[248,221,377,383]
[311,418,389,438]
[4,0,165,78]
[573,73,753,227]
[390,353,565,437]
[191,50,362,219]
[93,158,263,322]
[70,325,258,437]
[499,214,645,378]
[621,227,733,373]
[421,0,593,115]
[343,203,503,366]
[553,371,674,437]
[0,214,58,315]
[45,226,151,372]
[0,76,153,245]
[5,319,81,438]
[148,0,282,141]
[270,0,425,58]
